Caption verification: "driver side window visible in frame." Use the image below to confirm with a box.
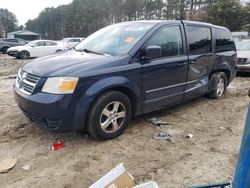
[147,26,184,58]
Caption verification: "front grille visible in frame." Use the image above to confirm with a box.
[237,58,248,65]
[16,69,40,95]
[20,107,60,130]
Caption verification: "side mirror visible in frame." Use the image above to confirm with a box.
[142,45,161,60]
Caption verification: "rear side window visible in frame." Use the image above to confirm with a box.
[3,39,17,43]
[8,39,18,43]
[186,26,212,55]
[214,28,235,52]
[147,26,184,58]
[70,39,81,42]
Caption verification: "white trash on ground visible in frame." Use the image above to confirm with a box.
[89,163,135,188]
[133,181,159,188]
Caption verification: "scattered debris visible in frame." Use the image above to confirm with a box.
[0,159,18,173]
[89,163,135,188]
[22,165,31,171]
[219,127,226,130]
[133,181,160,188]
[153,132,172,141]
[146,117,168,126]
[185,134,194,139]
[52,141,65,150]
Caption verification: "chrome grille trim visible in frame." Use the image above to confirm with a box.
[16,69,40,95]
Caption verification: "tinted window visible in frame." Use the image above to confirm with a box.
[215,28,235,52]
[147,26,184,58]
[187,26,212,55]
[69,39,81,42]
[72,39,81,42]
[3,39,17,43]
[16,38,26,44]
[9,39,18,43]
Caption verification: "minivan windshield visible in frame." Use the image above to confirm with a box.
[74,22,156,56]
[237,40,250,51]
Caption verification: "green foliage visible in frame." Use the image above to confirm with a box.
[25,0,249,39]
[242,2,250,31]
[0,8,18,37]
[205,0,244,31]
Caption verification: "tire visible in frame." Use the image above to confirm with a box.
[2,46,9,54]
[87,91,132,140]
[208,72,228,99]
[18,51,30,59]
[56,49,62,53]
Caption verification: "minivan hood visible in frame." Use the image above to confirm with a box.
[23,50,124,77]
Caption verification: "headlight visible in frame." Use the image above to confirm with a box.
[42,77,79,94]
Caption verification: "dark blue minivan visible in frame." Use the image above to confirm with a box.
[14,20,237,140]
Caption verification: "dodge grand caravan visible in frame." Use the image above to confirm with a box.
[14,20,237,140]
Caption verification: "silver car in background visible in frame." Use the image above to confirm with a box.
[237,39,250,72]
[0,38,26,54]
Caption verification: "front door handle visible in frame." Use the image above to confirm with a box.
[190,60,197,64]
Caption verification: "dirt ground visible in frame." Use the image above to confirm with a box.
[0,54,249,188]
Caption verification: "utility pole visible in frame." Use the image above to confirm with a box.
[60,6,64,39]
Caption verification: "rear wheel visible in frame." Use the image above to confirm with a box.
[87,91,132,140]
[56,49,62,53]
[208,72,227,99]
[18,51,30,59]
[2,46,9,54]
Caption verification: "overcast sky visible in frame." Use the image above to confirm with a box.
[0,0,73,26]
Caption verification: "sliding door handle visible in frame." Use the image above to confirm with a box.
[177,61,188,66]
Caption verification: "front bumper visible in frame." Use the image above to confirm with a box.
[237,64,250,72]
[14,85,82,132]
[8,51,19,57]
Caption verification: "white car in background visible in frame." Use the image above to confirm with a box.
[7,40,67,59]
[237,39,250,72]
[61,37,84,49]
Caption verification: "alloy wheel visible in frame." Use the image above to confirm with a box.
[217,78,225,97]
[99,101,126,133]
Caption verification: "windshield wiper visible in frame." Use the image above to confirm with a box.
[82,48,104,55]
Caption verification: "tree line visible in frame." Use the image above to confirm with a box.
[1,0,250,39]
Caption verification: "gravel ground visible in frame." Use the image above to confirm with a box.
[0,54,249,188]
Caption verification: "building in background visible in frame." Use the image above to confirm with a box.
[7,30,41,41]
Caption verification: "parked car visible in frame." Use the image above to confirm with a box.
[61,37,84,49]
[7,40,67,59]
[14,20,237,140]
[236,39,250,72]
[0,38,26,54]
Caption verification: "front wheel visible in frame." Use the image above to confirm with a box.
[18,51,30,59]
[208,72,227,99]
[87,91,132,140]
